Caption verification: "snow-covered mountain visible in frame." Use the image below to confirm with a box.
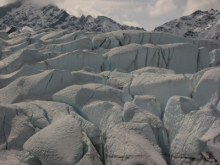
[0,0,144,34]
[154,9,220,40]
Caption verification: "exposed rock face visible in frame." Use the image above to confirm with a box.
[0,29,220,165]
[0,0,144,36]
[154,9,220,40]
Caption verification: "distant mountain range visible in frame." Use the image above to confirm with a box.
[1,0,220,41]
[154,9,220,40]
[0,0,144,35]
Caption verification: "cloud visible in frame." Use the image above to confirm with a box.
[0,0,65,6]
[23,0,64,6]
[122,20,141,27]
[135,6,143,13]
[57,0,103,17]
[183,0,220,15]
[122,15,128,19]
[0,0,15,6]
[147,0,177,17]
[66,5,102,17]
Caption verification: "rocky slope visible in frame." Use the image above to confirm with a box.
[0,29,220,165]
[154,9,220,40]
[0,0,144,35]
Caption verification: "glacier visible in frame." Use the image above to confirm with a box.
[0,29,220,165]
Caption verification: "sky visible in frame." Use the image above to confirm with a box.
[0,0,220,31]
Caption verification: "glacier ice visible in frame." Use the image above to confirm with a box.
[80,101,123,133]
[130,71,193,109]
[0,31,9,40]
[163,96,200,143]
[52,83,133,109]
[23,116,84,165]
[210,48,220,67]
[133,95,162,119]
[193,67,220,106]
[0,29,220,165]
[102,43,199,74]
[30,49,104,72]
[0,103,35,150]
[169,100,220,164]
[0,65,43,88]
[104,122,167,165]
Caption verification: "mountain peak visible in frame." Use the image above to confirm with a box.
[154,9,220,40]
[0,0,144,35]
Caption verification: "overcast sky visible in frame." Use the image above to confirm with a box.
[0,0,220,30]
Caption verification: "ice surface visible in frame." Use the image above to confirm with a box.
[0,49,46,74]
[104,122,167,165]
[30,50,104,72]
[170,102,220,163]
[100,69,133,89]
[102,43,199,74]
[52,83,133,109]
[80,101,123,133]
[197,47,210,71]
[133,95,162,119]
[23,116,84,165]
[210,49,220,66]
[130,72,193,109]
[44,37,92,54]
[0,104,35,150]
[193,67,220,106]
[0,31,9,40]
[0,29,220,165]
[164,96,200,143]
[0,70,75,103]
[76,133,103,165]
[0,66,43,88]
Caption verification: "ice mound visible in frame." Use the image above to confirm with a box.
[130,71,193,109]
[0,30,220,165]
[164,96,200,143]
[193,67,220,106]
[23,116,84,165]
[103,43,199,74]
[104,122,167,165]
[52,83,133,109]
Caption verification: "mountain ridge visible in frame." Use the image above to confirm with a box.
[154,9,220,40]
[0,0,144,35]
